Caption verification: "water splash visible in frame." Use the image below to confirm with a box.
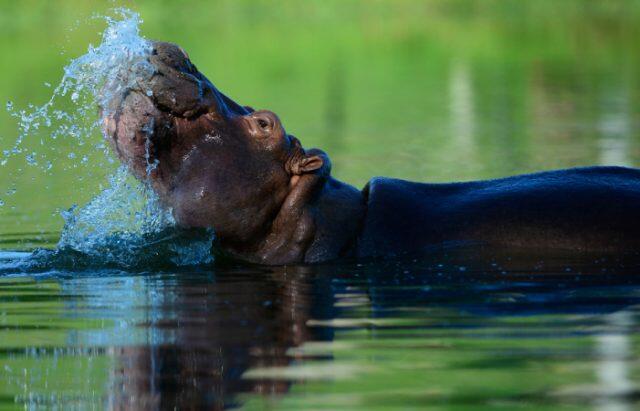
[2,8,215,269]
[52,166,214,269]
[59,167,172,249]
[5,8,154,165]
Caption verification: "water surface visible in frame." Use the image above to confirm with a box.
[1,251,640,410]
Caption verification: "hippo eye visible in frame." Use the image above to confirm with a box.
[257,118,269,130]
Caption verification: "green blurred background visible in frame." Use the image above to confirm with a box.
[1,0,640,248]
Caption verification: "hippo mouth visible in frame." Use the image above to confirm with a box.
[101,41,253,189]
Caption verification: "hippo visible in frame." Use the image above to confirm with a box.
[102,42,640,265]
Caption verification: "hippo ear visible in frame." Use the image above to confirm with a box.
[292,149,330,176]
[296,155,324,174]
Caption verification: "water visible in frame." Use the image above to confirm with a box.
[0,251,639,410]
[1,2,640,410]
[52,166,214,269]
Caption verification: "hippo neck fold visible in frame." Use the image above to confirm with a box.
[216,174,366,265]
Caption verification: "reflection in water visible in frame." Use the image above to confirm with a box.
[101,267,333,410]
[1,250,640,410]
[596,311,633,411]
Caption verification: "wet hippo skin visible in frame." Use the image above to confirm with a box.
[360,167,640,257]
[102,42,640,265]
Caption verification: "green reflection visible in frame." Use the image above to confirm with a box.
[0,277,113,409]
[243,306,639,411]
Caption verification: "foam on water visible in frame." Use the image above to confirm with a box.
[2,8,215,270]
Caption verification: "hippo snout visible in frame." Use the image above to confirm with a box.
[101,41,220,182]
[144,42,219,118]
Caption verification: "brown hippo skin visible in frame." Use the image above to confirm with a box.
[102,42,640,265]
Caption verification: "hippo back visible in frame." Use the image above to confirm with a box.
[356,166,640,258]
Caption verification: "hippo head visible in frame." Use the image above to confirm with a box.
[102,42,330,255]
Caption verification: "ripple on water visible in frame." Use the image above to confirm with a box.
[0,255,639,410]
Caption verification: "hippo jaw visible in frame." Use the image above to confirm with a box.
[101,41,337,261]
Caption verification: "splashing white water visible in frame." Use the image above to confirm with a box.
[3,8,215,267]
[57,166,214,267]
[5,8,154,164]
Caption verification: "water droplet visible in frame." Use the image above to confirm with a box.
[44,82,52,88]
[0,199,4,207]
[6,188,16,196]
[5,101,13,111]
[26,153,37,166]
[68,152,76,159]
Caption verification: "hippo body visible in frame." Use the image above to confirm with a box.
[356,166,640,259]
[102,42,640,265]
